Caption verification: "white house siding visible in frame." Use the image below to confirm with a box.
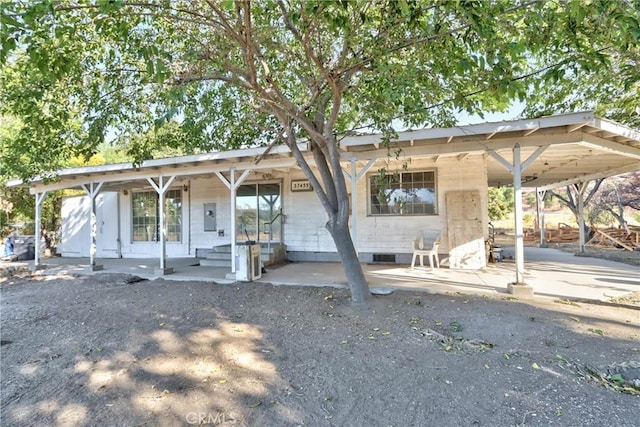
[189,176,235,250]
[282,171,338,261]
[59,192,121,258]
[354,155,488,263]
[59,195,90,257]
[186,171,337,260]
[58,155,488,264]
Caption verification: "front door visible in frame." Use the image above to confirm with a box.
[446,190,485,269]
[236,183,282,243]
[96,192,120,258]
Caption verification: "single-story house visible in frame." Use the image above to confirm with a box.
[8,111,640,287]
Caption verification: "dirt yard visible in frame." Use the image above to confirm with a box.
[1,271,638,427]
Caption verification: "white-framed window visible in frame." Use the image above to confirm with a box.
[132,189,182,242]
[369,170,437,215]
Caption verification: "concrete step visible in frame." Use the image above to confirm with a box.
[198,243,287,267]
[199,258,231,268]
[204,252,233,261]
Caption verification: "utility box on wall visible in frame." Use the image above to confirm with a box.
[204,203,216,231]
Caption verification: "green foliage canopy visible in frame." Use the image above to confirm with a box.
[2,1,638,181]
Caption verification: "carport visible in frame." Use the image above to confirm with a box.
[341,111,640,292]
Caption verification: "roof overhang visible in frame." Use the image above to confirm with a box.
[8,111,640,194]
[340,111,640,189]
[8,143,308,194]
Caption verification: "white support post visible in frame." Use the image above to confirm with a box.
[537,189,547,248]
[343,158,375,255]
[487,144,547,296]
[159,177,166,269]
[31,191,48,270]
[512,144,525,285]
[147,175,176,275]
[576,182,588,253]
[216,169,250,274]
[80,182,104,271]
[230,169,236,273]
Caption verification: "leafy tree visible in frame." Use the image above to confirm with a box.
[2,1,639,302]
[549,179,605,237]
[522,30,640,128]
[588,172,640,230]
[0,116,35,232]
[488,187,514,221]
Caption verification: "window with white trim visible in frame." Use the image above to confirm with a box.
[369,170,437,215]
[132,189,182,242]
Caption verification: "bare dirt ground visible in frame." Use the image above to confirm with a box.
[1,268,639,427]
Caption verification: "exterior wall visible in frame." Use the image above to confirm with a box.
[189,176,235,249]
[58,154,489,264]
[59,192,121,258]
[353,154,489,261]
[59,195,90,257]
[281,171,336,253]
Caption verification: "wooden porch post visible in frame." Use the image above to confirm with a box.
[31,191,48,271]
[215,168,251,273]
[536,189,547,248]
[147,175,176,275]
[512,145,525,285]
[343,158,375,255]
[81,182,104,271]
[576,182,588,253]
[487,144,548,295]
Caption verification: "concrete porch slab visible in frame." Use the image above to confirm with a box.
[2,247,637,304]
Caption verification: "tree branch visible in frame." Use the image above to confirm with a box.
[343,0,542,76]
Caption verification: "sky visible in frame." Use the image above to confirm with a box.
[454,101,526,126]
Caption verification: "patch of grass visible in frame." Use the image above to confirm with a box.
[554,299,581,307]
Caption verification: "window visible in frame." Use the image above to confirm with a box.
[165,189,182,242]
[369,171,437,215]
[132,189,182,242]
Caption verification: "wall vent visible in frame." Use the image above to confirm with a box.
[372,253,396,263]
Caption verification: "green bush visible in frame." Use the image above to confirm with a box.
[523,213,535,225]
[488,187,514,220]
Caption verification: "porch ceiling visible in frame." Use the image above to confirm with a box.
[341,111,640,189]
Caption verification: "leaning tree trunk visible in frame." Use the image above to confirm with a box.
[326,216,372,304]
[285,126,372,304]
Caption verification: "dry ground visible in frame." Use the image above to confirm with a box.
[1,269,638,427]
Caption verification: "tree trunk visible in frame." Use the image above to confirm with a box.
[286,129,372,304]
[326,219,371,304]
